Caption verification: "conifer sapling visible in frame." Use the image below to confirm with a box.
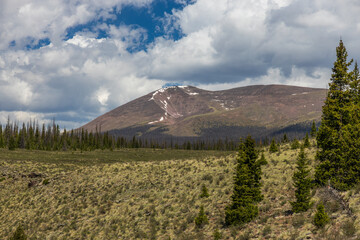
[195,205,208,228]
[269,138,278,153]
[313,203,330,228]
[200,184,210,198]
[290,146,312,213]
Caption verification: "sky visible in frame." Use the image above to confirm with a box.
[1,0,360,129]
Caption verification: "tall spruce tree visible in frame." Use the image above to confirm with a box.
[290,146,312,213]
[310,120,317,138]
[316,40,360,190]
[225,136,263,225]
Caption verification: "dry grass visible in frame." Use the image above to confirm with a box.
[1,142,359,239]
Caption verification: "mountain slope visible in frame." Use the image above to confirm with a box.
[82,85,327,140]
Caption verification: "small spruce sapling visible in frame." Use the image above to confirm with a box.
[303,133,310,148]
[195,205,208,228]
[259,152,268,165]
[200,184,210,198]
[310,120,317,138]
[291,139,300,149]
[313,203,330,228]
[269,138,278,153]
[282,133,289,143]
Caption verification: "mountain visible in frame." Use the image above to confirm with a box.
[81,85,327,141]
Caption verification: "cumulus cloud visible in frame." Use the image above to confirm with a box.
[0,0,153,50]
[1,0,360,128]
[197,66,331,91]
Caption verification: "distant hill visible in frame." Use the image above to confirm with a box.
[81,85,326,141]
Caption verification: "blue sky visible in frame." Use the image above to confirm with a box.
[1,0,360,129]
[64,0,189,51]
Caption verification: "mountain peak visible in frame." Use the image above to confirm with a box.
[149,85,199,101]
[81,84,326,140]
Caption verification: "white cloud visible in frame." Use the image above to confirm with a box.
[95,87,110,106]
[296,10,342,28]
[0,0,153,50]
[197,66,331,91]
[1,0,360,129]
[66,35,106,48]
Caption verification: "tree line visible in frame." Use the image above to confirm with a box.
[0,118,243,151]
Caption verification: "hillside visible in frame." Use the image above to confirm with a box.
[82,85,327,140]
[1,143,359,239]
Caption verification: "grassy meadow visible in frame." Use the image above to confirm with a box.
[1,143,360,239]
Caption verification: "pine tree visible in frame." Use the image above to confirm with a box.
[195,205,208,228]
[313,203,330,228]
[310,121,317,138]
[269,138,278,153]
[225,136,263,225]
[303,133,310,148]
[290,146,312,213]
[316,40,360,190]
[8,134,16,150]
[200,184,210,198]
